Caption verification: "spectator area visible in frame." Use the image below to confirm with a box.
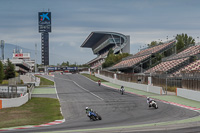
[166,45,200,61]
[145,57,189,74]
[174,60,200,76]
[109,40,176,71]
[145,45,200,74]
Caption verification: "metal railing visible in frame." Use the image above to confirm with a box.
[98,70,200,91]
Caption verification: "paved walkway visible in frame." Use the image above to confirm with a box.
[32,87,57,99]
[102,82,200,110]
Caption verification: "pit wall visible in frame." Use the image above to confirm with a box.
[177,88,200,102]
[95,73,165,95]
[0,93,29,109]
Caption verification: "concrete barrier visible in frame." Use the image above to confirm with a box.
[177,88,200,102]
[0,93,29,109]
[95,73,164,95]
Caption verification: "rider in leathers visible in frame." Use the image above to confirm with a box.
[147,97,153,107]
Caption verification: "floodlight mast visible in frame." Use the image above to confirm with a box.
[0,40,4,60]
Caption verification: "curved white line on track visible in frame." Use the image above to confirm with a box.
[54,77,104,101]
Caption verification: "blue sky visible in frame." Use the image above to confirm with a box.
[0,0,200,65]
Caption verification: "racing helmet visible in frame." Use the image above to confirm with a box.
[86,107,88,110]
[147,97,150,100]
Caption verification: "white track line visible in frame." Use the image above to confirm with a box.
[54,77,104,101]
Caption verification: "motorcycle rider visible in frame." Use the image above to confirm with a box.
[98,80,101,86]
[120,86,124,91]
[147,97,153,107]
[121,86,124,90]
[85,107,93,114]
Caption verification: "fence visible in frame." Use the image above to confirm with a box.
[0,85,29,98]
[100,70,115,78]
[98,70,200,91]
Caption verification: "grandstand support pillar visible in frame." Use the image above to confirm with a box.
[111,34,117,47]
[166,72,168,95]
[175,45,177,54]
[150,56,152,67]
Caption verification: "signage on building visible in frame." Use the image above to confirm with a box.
[38,12,51,33]
[13,53,30,59]
[47,67,77,71]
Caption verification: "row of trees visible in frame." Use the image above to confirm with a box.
[0,59,16,83]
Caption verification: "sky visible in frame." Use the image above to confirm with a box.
[0,0,200,65]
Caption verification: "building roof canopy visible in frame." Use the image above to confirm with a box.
[81,31,125,48]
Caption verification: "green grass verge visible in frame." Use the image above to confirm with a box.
[81,73,107,82]
[35,75,54,86]
[0,97,63,128]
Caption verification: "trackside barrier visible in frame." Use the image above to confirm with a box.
[0,84,34,109]
[80,71,90,74]
[177,88,200,102]
[0,93,29,108]
[95,73,165,95]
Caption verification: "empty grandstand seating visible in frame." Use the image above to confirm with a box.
[134,41,175,57]
[167,45,200,61]
[174,60,200,75]
[109,40,176,70]
[111,54,150,69]
[145,57,189,74]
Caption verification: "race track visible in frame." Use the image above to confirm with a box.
[2,73,199,133]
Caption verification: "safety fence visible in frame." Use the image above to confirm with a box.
[98,70,200,91]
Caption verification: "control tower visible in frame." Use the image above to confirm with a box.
[38,11,51,65]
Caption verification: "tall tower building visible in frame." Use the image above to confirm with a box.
[38,11,51,66]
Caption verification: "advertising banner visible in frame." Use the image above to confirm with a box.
[38,12,51,32]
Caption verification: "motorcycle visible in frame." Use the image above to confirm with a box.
[149,100,158,109]
[120,88,125,95]
[87,111,102,121]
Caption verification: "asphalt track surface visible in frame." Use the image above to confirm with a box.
[2,74,200,133]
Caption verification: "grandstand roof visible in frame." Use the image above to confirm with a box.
[81,31,126,48]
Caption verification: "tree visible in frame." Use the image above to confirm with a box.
[148,41,158,47]
[0,61,4,83]
[4,58,15,79]
[176,33,195,52]
[108,48,114,56]
[102,52,130,68]
[61,61,69,66]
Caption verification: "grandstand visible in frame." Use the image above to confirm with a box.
[81,31,130,70]
[108,40,176,73]
[145,45,200,75]
[174,59,200,76]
